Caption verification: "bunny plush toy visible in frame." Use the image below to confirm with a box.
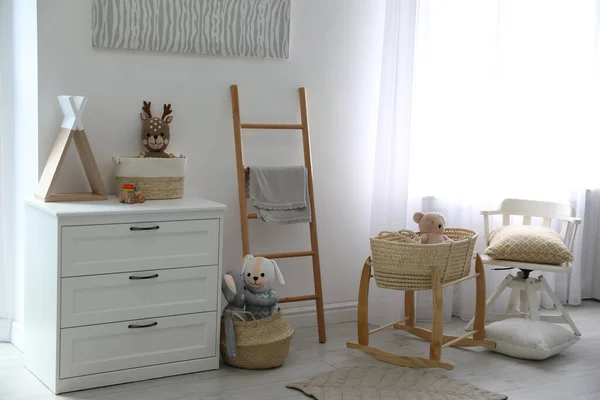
[221,271,248,359]
[241,255,285,319]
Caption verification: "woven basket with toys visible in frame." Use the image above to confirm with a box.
[220,255,294,369]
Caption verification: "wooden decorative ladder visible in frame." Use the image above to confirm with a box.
[230,85,326,343]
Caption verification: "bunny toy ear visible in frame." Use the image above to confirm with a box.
[271,260,285,285]
[223,273,237,293]
[241,254,254,275]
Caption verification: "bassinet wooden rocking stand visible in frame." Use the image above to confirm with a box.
[347,230,496,371]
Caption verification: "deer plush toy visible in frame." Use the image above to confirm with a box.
[140,101,173,158]
[413,211,453,244]
[241,255,285,319]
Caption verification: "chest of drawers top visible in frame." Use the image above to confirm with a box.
[25,196,226,224]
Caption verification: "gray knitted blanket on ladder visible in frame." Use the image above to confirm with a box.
[248,166,311,225]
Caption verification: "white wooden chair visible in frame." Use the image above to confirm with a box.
[465,199,582,336]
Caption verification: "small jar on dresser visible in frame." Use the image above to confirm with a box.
[24,196,226,394]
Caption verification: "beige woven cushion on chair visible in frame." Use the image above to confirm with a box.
[484,225,574,265]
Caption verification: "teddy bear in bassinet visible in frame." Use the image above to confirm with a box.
[413,211,454,244]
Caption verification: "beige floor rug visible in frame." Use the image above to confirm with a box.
[286,366,508,399]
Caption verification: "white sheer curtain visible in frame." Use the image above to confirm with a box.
[371,0,600,323]
[368,0,418,325]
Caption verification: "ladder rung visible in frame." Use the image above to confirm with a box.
[279,294,318,303]
[255,251,314,259]
[241,123,303,130]
[248,213,258,219]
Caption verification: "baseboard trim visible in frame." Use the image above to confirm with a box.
[8,303,359,349]
[10,320,24,351]
[284,301,358,329]
[8,300,499,349]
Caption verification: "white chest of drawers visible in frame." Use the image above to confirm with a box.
[24,196,226,394]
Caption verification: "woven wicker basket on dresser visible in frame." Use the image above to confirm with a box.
[113,156,186,200]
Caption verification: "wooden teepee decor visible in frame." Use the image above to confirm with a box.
[35,96,107,202]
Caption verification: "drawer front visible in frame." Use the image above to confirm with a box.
[60,313,217,378]
[61,266,219,327]
[61,219,219,277]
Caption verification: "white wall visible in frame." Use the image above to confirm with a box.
[36,0,386,322]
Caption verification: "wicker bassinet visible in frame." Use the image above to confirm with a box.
[220,311,294,369]
[370,228,478,290]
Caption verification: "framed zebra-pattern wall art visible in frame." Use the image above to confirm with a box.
[92,0,291,59]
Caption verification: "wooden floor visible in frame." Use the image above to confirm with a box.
[2,301,600,399]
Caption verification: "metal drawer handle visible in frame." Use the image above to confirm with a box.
[128,321,158,329]
[129,273,159,280]
[130,226,160,231]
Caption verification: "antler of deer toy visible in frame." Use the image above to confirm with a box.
[142,101,153,118]
[162,104,173,120]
